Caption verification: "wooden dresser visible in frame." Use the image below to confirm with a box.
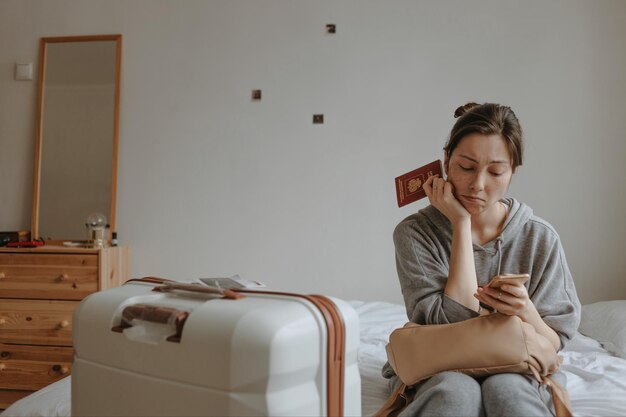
[0,245,129,408]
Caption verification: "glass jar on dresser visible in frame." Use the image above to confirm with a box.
[0,245,129,408]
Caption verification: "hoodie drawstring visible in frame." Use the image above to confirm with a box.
[495,238,503,276]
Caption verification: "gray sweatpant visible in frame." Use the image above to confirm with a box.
[389,371,565,417]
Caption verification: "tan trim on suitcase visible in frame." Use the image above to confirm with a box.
[125,277,174,285]
[311,294,346,417]
[152,282,244,300]
[126,278,244,300]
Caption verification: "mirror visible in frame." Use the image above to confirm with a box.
[31,35,122,241]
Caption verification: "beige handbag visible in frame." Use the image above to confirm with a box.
[375,313,572,417]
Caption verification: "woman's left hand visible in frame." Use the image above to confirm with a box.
[474,283,533,317]
[475,280,561,351]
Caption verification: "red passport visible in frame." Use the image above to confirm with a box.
[395,160,443,207]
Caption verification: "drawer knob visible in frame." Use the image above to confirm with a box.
[0,272,5,279]
[59,320,70,329]
[59,273,69,282]
[52,364,70,375]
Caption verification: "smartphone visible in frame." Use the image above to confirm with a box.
[486,273,530,289]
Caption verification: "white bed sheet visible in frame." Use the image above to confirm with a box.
[3,300,626,417]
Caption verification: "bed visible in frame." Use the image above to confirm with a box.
[2,299,626,417]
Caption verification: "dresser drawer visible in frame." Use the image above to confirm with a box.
[0,344,72,391]
[0,299,77,346]
[0,389,34,409]
[0,253,98,300]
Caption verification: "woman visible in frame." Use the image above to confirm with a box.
[383,102,581,416]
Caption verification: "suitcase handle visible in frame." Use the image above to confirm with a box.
[111,304,189,343]
[151,282,244,300]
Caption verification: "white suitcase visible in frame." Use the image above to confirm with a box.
[71,278,361,416]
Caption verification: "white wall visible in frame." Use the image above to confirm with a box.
[1,0,625,304]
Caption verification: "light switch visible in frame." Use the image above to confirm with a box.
[15,63,33,81]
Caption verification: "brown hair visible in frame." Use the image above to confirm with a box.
[444,102,523,170]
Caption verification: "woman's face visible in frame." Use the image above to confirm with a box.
[445,133,514,215]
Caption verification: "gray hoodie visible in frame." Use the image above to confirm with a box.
[392,197,581,349]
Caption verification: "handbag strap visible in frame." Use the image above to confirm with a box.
[373,382,413,417]
[542,375,573,417]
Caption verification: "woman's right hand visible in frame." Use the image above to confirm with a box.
[423,175,470,226]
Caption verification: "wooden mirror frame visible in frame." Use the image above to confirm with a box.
[31,34,122,242]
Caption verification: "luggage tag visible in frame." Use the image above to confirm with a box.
[199,275,266,290]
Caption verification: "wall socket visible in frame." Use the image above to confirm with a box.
[15,63,33,81]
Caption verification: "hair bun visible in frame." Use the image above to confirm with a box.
[454,102,481,118]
